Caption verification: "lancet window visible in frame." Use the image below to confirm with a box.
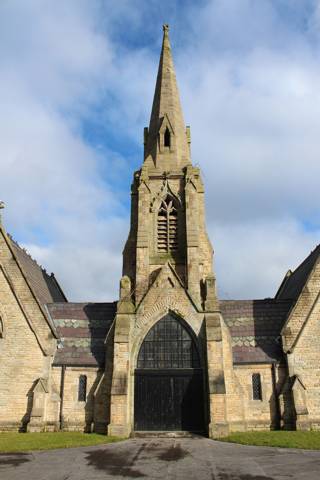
[252,373,262,400]
[164,127,171,147]
[157,195,178,253]
[78,375,87,402]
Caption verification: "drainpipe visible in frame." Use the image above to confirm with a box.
[271,362,281,430]
[59,365,66,431]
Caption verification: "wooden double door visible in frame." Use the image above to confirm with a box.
[134,314,205,432]
[134,369,204,431]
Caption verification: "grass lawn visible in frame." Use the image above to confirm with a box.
[219,431,320,450]
[0,432,124,453]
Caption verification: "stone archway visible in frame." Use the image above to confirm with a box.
[134,313,205,432]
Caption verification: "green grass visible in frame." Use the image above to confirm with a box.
[218,431,320,450]
[0,432,124,453]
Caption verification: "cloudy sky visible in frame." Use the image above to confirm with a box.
[1,0,320,301]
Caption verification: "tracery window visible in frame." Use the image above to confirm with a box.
[252,373,262,400]
[78,375,87,402]
[137,314,200,369]
[157,195,178,253]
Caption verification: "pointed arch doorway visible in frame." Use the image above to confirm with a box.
[134,314,205,432]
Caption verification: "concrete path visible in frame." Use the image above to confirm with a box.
[1,436,320,479]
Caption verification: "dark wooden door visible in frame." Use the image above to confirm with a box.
[134,314,205,432]
[134,369,204,431]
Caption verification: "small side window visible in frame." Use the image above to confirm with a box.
[252,373,262,400]
[164,127,171,147]
[78,375,87,402]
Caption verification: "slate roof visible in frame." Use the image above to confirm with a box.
[220,299,292,364]
[8,235,67,305]
[276,244,320,301]
[47,302,117,367]
[48,298,291,367]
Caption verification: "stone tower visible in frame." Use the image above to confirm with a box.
[122,24,215,308]
[108,25,226,437]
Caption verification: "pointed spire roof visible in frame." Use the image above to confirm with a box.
[144,25,191,169]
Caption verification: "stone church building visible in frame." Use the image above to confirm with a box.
[1,26,320,437]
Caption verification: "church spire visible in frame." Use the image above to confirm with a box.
[144,25,191,169]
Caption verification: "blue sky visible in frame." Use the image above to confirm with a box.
[1,0,320,301]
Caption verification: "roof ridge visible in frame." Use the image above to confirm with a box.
[275,243,320,301]
[7,233,51,276]
[5,231,67,304]
[290,243,320,276]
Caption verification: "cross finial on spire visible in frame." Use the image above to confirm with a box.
[163,24,169,33]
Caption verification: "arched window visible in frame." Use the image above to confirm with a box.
[157,196,178,253]
[164,127,171,147]
[252,373,262,400]
[78,375,87,402]
[137,314,200,369]
[134,314,204,431]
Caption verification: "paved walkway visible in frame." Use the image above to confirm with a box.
[1,436,320,479]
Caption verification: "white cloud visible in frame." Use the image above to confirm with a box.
[211,218,320,299]
[0,0,127,300]
[182,48,320,223]
[23,215,127,302]
[1,0,320,301]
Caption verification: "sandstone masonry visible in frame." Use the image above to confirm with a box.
[0,25,319,436]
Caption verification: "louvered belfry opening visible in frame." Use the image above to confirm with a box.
[157,195,178,253]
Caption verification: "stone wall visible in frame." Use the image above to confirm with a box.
[232,364,284,431]
[282,259,320,430]
[0,230,56,431]
[286,302,320,429]
[51,366,102,432]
